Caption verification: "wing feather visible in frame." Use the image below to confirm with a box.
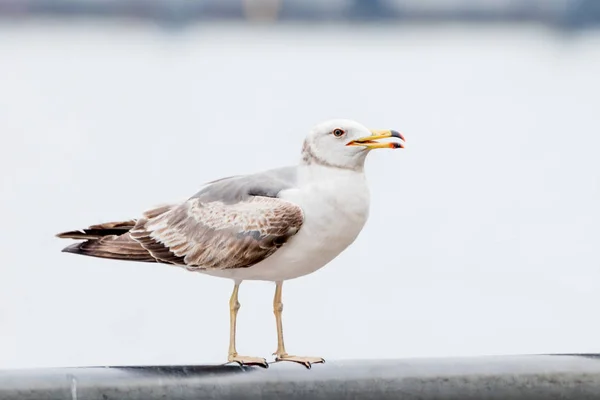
[129,196,303,270]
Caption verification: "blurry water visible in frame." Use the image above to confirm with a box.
[1,20,599,368]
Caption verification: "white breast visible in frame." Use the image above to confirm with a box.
[203,165,371,282]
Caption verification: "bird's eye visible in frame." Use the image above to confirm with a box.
[332,128,345,137]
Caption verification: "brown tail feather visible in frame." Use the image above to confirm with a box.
[57,206,176,263]
[56,220,137,240]
[61,233,157,263]
[57,220,157,263]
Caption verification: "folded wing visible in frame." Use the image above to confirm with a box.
[58,167,303,269]
[130,196,303,269]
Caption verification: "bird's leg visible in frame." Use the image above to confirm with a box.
[273,281,325,369]
[227,282,268,368]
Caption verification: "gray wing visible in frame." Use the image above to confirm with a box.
[191,166,297,204]
[129,167,303,270]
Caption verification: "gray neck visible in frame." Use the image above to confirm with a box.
[300,140,364,172]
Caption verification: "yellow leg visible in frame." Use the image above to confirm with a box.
[227,282,268,368]
[273,281,325,369]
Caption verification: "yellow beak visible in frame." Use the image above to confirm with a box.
[347,129,405,149]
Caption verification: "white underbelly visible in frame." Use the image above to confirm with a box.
[201,178,370,282]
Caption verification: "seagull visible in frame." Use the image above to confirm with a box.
[56,119,405,369]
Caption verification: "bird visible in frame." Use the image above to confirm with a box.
[56,119,405,369]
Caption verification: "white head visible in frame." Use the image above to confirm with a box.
[300,119,405,171]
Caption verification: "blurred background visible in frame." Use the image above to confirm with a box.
[1,0,600,28]
[1,0,599,369]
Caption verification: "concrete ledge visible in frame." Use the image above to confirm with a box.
[1,354,600,400]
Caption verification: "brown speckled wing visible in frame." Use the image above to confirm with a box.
[129,197,304,270]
